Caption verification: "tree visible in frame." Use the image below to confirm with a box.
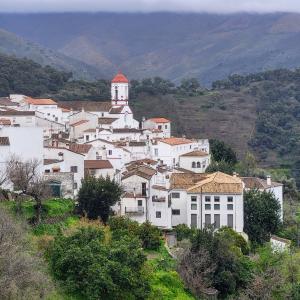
[48,226,150,300]
[244,189,281,245]
[78,176,122,224]
[109,216,162,250]
[205,160,234,175]
[6,157,50,224]
[235,152,257,177]
[209,139,237,165]
[178,227,253,298]
[0,209,53,299]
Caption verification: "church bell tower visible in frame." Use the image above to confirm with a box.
[111,71,129,106]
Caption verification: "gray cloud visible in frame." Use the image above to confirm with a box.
[1,0,300,13]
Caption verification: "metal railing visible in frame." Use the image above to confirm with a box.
[125,206,144,214]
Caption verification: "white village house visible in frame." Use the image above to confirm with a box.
[0,71,285,237]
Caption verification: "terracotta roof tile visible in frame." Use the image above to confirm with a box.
[0,111,35,116]
[109,106,124,114]
[159,137,193,146]
[26,98,57,105]
[69,143,92,154]
[98,118,118,125]
[122,165,156,180]
[44,159,62,165]
[112,72,129,83]
[113,128,141,133]
[70,120,89,127]
[84,160,113,169]
[241,177,282,189]
[187,172,243,194]
[0,118,11,125]
[148,117,170,123]
[58,101,112,112]
[180,150,209,157]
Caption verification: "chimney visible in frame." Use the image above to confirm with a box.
[267,175,271,186]
[233,172,237,177]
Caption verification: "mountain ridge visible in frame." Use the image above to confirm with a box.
[1,12,300,84]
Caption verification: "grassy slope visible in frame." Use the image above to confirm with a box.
[2,199,192,300]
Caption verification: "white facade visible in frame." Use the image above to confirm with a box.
[0,126,44,189]
[43,147,84,195]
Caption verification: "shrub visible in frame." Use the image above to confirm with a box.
[47,226,150,300]
[174,224,194,241]
[138,221,162,250]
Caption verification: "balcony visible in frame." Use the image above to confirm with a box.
[152,196,166,202]
[125,206,144,215]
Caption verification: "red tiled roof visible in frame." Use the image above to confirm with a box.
[148,118,170,123]
[84,160,113,169]
[0,111,35,116]
[0,118,11,125]
[26,98,57,105]
[112,72,129,83]
[159,137,193,146]
[70,120,89,127]
[69,143,92,154]
[180,150,209,157]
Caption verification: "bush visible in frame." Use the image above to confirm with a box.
[138,221,162,250]
[47,226,150,300]
[109,217,162,250]
[174,224,194,241]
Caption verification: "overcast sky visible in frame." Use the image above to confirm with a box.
[1,0,300,13]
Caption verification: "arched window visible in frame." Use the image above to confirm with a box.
[197,162,201,168]
[192,162,196,168]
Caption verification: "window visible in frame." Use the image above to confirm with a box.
[108,150,112,155]
[214,204,220,210]
[165,125,168,129]
[156,211,161,218]
[70,166,78,173]
[45,169,50,173]
[142,183,147,196]
[205,196,211,202]
[172,209,180,215]
[191,214,197,228]
[191,196,197,202]
[197,162,201,168]
[227,204,233,210]
[73,182,78,190]
[191,204,197,210]
[192,162,196,168]
[158,125,162,130]
[227,196,233,202]
[214,196,220,202]
[205,214,211,226]
[154,148,158,156]
[101,113,104,117]
[86,135,89,142]
[172,192,180,198]
[227,214,233,228]
[138,199,143,206]
[90,169,96,176]
[205,204,211,210]
[214,214,220,229]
